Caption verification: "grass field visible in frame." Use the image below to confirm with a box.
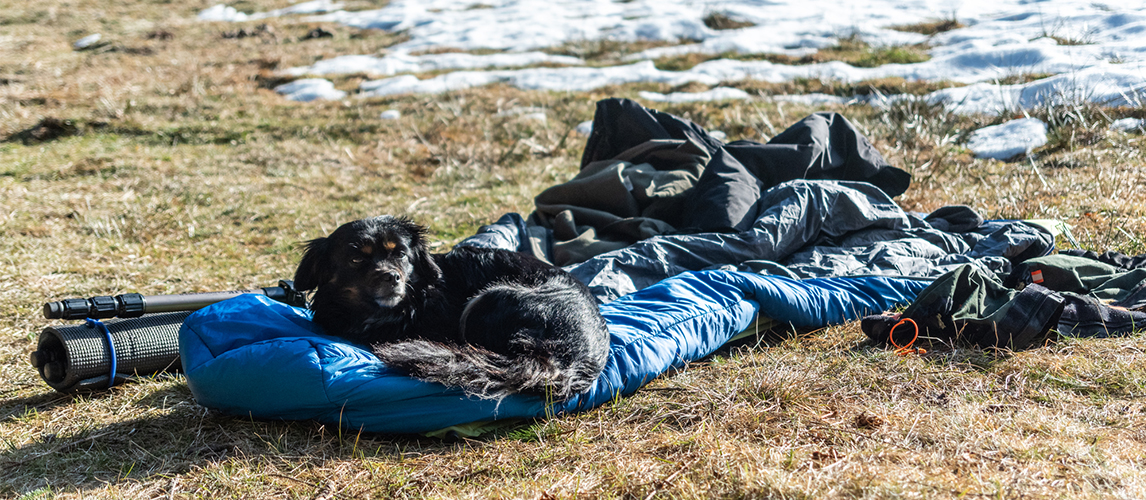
[2,1,1145,498]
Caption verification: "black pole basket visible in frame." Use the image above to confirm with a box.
[31,311,192,393]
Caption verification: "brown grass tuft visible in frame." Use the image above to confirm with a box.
[703,12,756,31]
[890,18,966,36]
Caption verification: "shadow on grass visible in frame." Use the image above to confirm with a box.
[0,391,77,423]
[4,117,80,145]
[0,409,240,497]
[714,323,1017,372]
[0,380,505,497]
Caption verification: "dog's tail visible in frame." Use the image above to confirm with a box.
[373,337,585,401]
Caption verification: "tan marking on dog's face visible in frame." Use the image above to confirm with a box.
[339,284,360,300]
[360,244,373,255]
[380,240,396,251]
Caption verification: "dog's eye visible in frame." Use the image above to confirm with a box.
[394,249,407,258]
[350,256,365,265]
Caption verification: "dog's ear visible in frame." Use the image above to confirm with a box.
[404,222,442,284]
[294,237,332,291]
[412,244,442,284]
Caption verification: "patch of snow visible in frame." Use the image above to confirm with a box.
[198,1,343,22]
[638,87,750,103]
[290,0,1146,70]
[380,109,401,119]
[926,65,1146,116]
[274,79,347,102]
[495,107,546,117]
[966,118,1048,160]
[503,60,718,91]
[267,0,343,16]
[197,5,249,22]
[358,61,717,97]
[575,120,593,136]
[304,0,925,55]
[1110,117,1145,132]
[770,93,852,106]
[283,52,583,77]
[929,9,1146,61]
[203,0,1146,110]
[359,73,502,97]
[680,44,1104,86]
[518,112,547,125]
[310,0,712,53]
[73,34,102,50]
[496,107,548,124]
[355,53,1145,105]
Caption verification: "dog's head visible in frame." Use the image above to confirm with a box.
[294,216,441,310]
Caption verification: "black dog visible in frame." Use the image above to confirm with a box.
[293,215,610,400]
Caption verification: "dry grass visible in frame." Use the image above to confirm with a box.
[702,12,755,31]
[2,1,1146,498]
[889,18,966,36]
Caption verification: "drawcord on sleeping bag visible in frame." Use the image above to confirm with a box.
[889,317,925,356]
[85,318,118,389]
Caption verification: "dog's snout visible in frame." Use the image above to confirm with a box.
[378,269,401,284]
[364,263,407,308]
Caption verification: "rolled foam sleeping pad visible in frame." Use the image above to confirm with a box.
[32,311,191,393]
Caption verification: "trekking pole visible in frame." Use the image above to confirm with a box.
[42,281,306,320]
[31,280,306,393]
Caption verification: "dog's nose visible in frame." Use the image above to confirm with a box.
[379,270,401,285]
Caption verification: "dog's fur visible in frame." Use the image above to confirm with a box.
[293,215,610,400]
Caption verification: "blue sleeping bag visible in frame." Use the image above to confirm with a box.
[180,270,929,434]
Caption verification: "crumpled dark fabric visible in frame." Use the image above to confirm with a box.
[531,138,707,265]
[463,100,1054,303]
[864,256,1146,350]
[1057,294,1146,338]
[1059,249,1146,271]
[692,110,910,231]
[1005,254,1146,309]
[461,181,1055,303]
[568,181,1055,302]
[527,98,912,266]
[1005,254,1146,336]
[862,265,1065,350]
